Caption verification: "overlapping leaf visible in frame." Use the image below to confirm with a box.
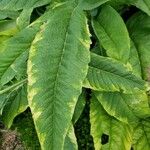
[72,89,86,124]
[2,85,28,128]
[127,12,150,82]
[0,0,51,10]
[132,118,150,150]
[94,91,150,124]
[79,0,110,10]
[84,53,146,93]
[92,5,130,63]
[90,95,132,150]
[0,19,44,86]
[64,125,78,150]
[28,2,90,150]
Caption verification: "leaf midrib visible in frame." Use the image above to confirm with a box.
[51,6,77,149]
[89,66,143,88]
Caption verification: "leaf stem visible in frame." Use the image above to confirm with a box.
[0,79,27,95]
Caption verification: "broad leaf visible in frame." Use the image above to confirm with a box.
[132,118,150,150]
[92,5,130,63]
[127,12,150,81]
[79,0,110,10]
[28,2,90,150]
[94,91,150,124]
[2,85,28,128]
[84,53,146,93]
[90,95,132,150]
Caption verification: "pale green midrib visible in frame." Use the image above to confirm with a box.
[89,65,143,88]
[0,78,27,95]
[50,6,78,149]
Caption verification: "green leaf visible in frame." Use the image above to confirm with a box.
[90,95,132,150]
[94,91,150,124]
[64,125,78,150]
[0,20,18,36]
[0,0,51,10]
[132,0,150,16]
[17,8,33,29]
[0,79,26,114]
[2,85,28,128]
[72,89,86,124]
[0,10,19,20]
[128,40,142,78]
[0,93,7,114]
[132,118,150,150]
[27,2,90,150]
[92,5,130,63]
[127,12,150,81]
[79,0,110,10]
[1,51,28,85]
[84,53,146,93]
[0,20,43,85]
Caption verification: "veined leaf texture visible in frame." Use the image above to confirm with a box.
[0,0,150,150]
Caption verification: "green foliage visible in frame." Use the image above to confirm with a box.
[0,0,150,150]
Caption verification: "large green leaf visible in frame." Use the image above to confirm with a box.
[92,5,130,63]
[27,2,90,150]
[127,12,150,81]
[2,85,28,128]
[132,118,150,150]
[0,0,51,10]
[94,91,150,124]
[79,0,110,10]
[84,53,146,93]
[90,95,132,150]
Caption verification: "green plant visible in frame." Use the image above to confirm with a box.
[0,0,150,150]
